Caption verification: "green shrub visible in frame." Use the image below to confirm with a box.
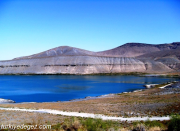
[168,114,180,131]
[53,123,61,130]
[82,118,106,131]
[81,118,120,131]
[144,119,164,128]
[132,120,165,131]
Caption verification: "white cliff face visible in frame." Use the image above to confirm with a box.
[0,98,15,103]
[0,55,173,74]
[0,56,148,74]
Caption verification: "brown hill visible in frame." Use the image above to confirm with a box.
[97,42,180,57]
[14,42,180,59]
[137,49,180,59]
[14,46,98,60]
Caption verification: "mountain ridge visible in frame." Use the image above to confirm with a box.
[13,46,98,60]
[13,42,180,60]
[0,42,179,75]
[97,42,180,57]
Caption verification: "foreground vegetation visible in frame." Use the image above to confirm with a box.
[1,114,180,131]
[50,114,180,131]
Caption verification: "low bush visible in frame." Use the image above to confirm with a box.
[144,120,164,128]
[53,117,121,131]
[168,114,180,131]
[81,118,120,131]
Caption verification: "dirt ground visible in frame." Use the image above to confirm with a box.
[0,110,73,126]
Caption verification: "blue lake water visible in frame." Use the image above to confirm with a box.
[0,75,179,103]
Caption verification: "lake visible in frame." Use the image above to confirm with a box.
[0,75,179,103]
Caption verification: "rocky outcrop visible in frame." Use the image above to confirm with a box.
[137,49,180,71]
[0,42,179,74]
[0,98,15,103]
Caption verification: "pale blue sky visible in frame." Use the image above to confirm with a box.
[0,0,180,60]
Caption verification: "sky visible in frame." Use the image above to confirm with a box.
[0,0,180,60]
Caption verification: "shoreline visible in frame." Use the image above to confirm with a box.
[2,80,179,104]
[1,82,180,120]
[7,93,117,104]
[3,88,146,104]
[0,72,179,77]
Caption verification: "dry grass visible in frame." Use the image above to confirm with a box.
[148,127,161,131]
[0,110,72,126]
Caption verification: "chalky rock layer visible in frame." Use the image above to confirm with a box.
[0,42,179,74]
[0,56,149,74]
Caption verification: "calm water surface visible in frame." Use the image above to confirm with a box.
[0,75,179,103]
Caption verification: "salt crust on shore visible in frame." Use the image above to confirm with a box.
[0,99,15,103]
[159,83,173,89]
[0,108,170,121]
